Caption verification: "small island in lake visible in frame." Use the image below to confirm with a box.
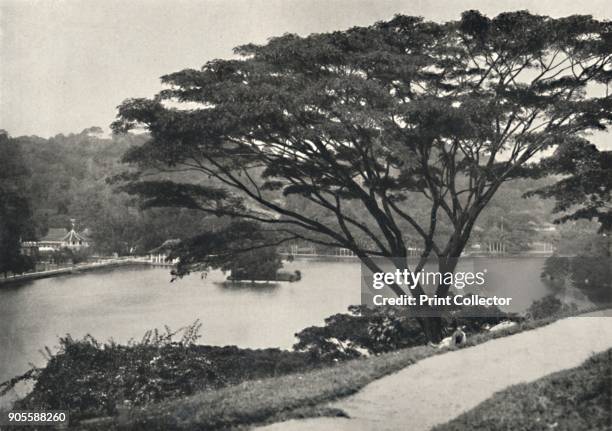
[224,247,301,284]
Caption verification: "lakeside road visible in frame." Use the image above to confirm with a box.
[0,257,168,286]
[257,310,612,431]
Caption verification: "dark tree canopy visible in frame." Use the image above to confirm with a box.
[165,220,284,277]
[528,140,612,232]
[113,11,612,339]
[0,132,35,275]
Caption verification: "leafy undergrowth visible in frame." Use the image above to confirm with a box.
[0,321,322,423]
[1,302,517,426]
[434,348,612,431]
[82,344,437,430]
[293,303,513,360]
[78,309,609,430]
[3,305,608,430]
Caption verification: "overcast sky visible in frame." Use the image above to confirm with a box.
[2,0,612,139]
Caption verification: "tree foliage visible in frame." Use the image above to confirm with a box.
[113,11,612,340]
[0,131,35,275]
[10,129,217,256]
[224,247,283,282]
[164,220,285,278]
[527,139,612,232]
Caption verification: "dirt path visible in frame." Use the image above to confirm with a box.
[257,311,612,431]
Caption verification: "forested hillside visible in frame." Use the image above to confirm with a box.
[8,128,214,255]
[3,127,569,258]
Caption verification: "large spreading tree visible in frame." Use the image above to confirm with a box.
[113,11,612,341]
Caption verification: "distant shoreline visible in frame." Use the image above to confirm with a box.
[0,257,168,286]
[1,253,553,287]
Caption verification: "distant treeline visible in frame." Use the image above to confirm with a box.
[2,127,598,261]
[3,128,218,256]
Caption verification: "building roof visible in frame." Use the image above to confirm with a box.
[40,228,69,242]
[62,229,89,243]
[39,227,90,243]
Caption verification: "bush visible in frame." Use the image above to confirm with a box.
[543,255,612,303]
[294,303,517,359]
[0,322,322,423]
[192,345,320,384]
[10,254,35,274]
[1,322,224,420]
[526,294,576,320]
[71,247,92,264]
[293,306,428,360]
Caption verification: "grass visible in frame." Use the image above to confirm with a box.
[434,348,612,431]
[78,307,610,430]
[80,344,435,430]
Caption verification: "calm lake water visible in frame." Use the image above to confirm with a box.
[0,257,550,384]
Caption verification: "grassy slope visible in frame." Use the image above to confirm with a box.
[83,345,435,430]
[79,311,600,430]
[434,348,612,431]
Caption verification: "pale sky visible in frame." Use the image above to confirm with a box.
[1,0,612,139]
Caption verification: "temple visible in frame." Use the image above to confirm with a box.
[22,219,90,254]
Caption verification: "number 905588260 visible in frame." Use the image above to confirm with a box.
[2,411,68,426]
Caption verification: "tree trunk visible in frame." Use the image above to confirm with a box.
[359,253,445,342]
[419,315,444,343]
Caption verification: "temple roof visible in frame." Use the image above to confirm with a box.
[40,228,69,242]
[40,227,90,243]
[62,229,89,243]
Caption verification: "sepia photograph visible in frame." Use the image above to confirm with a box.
[1,1,611,429]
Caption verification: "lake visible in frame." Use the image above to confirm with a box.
[0,257,550,385]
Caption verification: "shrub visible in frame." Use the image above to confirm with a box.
[294,304,517,358]
[1,321,224,420]
[0,322,322,423]
[293,305,427,359]
[543,255,612,303]
[526,294,576,320]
